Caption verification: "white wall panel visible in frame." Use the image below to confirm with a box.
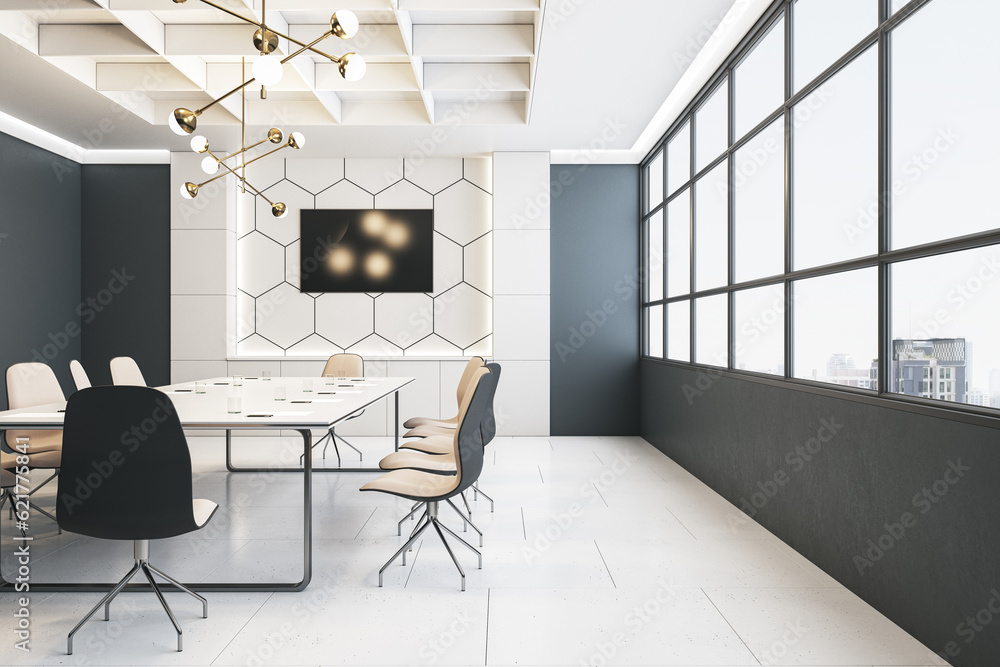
[493,152,549,230]
[171,229,228,295]
[493,295,549,360]
[493,229,549,295]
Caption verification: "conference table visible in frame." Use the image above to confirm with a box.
[0,374,414,593]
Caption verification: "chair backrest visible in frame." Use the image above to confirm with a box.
[454,356,485,409]
[5,362,66,449]
[481,362,502,446]
[69,360,92,391]
[449,367,494,498]
[110,356,146,386]
[322,353,364,378]
[57,386,201,541]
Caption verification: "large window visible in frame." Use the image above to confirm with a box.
[641,0,1000,415]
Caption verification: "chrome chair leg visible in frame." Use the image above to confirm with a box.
[301,430,341,467]
[141,564,183,652]
[333,429,363,461]
[447,498,483,547]
[147,564,209,618]
[68,562,141,655]
[406,512,430,558]
[379,516,432,587]
[436,519,483,569]
[398,502,425,535]
[461,492,473,519]
[473,483,495,512]
[432,520,467,591]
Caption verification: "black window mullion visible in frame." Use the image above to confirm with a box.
[783,0,794,380]
[877,0,891,393]
[727,66,737,370]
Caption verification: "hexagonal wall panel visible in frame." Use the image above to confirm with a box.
[434,180,491,245]
[285,158,344,195]
[237,232,285,297]
[345,158,402,194]
[287,333,341,356]
[435,283,491,349]
[246,154,286,192]
[432,232,463,297]
[464,232,492,294]
[284,240,300,287]
[256,282,315,348]
[465,334,493,356]
[237,333,283,356]
[406,334,462,356]
[315,179,374,210]
[315,293,375,348]
[348,333,403,357]
[463,159,492,193]
[374,179,432,210]
[404,158,463,194]
[256,180,314,246]
[375,293,433,349]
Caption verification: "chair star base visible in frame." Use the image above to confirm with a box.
[67,540,208,655]
[379,501,481,591]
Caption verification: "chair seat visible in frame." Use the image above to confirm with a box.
[0,451,14,470]
[379,450,457,474]
[193,499,219,528]
[402,415,457,429]
[399,435,453,455]
[403,424,454,438]
[360,468,458,501]
[24,449,61,469]
[6,430,62,453]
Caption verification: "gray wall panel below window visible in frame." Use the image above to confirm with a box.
[641,359,1000,666]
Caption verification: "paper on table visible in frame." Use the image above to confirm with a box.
[0,412,63,418]
[244,411,312,417]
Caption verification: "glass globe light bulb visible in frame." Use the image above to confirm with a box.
[252,54,284,87]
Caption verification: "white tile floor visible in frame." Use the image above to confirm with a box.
[0,435,949,666]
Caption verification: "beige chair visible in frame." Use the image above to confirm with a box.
[5,362,65,526]
[402,357,484,432]
[110,357,147,386]
[306,353,365,466]
[361,367,494,590]
[69,360,92,391]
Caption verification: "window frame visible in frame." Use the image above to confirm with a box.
[639,0,1000,428]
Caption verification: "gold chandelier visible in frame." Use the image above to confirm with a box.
[167,0,366,135]
[179,60,304,218]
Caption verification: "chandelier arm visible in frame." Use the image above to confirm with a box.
[279,30,336,64]
[196,77,256,116]
[209,158,275,205]
[190,0,344,63]
[241,142,291,168]
[217,136,273,163]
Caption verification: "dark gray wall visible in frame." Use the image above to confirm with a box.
[550,164,640,435]
[80,164,171,387]
[0,132,82,404]
[641,360,1000,666]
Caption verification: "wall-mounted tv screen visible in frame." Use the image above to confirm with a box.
[300,209,434,293]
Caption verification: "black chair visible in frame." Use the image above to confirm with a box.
[56,386,218,654]
[361,367,494,591]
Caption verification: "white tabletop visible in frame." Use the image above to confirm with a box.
[0,376,414,430]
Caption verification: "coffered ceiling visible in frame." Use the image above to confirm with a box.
[0,0,740,155]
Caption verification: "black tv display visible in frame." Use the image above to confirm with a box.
[300,209,434,293]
